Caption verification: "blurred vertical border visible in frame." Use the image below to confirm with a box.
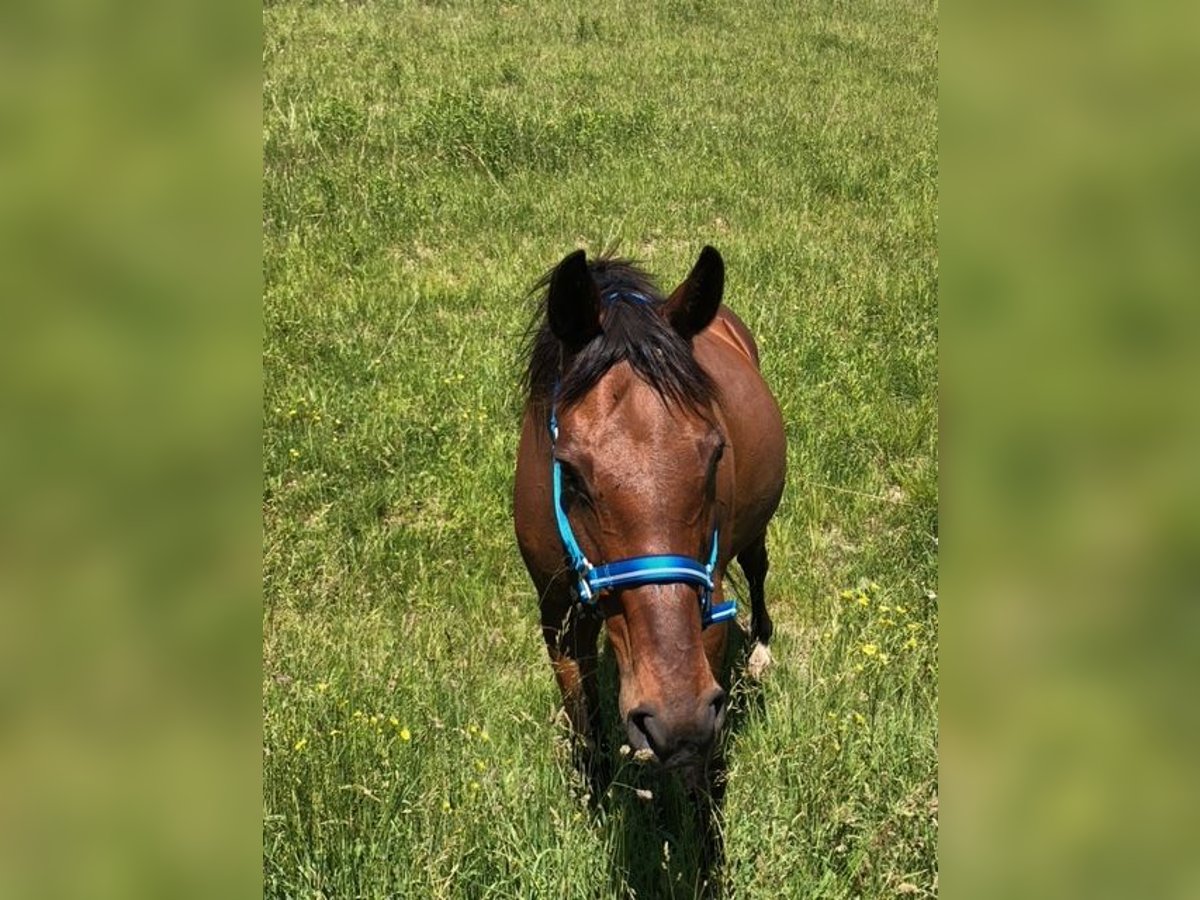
[0,0,261,897]
[943,1,1200,897]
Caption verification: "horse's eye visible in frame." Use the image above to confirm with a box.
[557,461,590,505]
[708,441,725,482]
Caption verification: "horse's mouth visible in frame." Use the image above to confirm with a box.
[620,744,659,765]
[619,742,710,771]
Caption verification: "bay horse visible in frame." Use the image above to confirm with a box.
[514,246,785,781]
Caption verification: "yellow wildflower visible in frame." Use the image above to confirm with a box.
[389,716,399,727]
[861,643,879,657]
[441,800,451,812]
[293,738,307,751]
[399,728,411,742]
[315,682,329,693]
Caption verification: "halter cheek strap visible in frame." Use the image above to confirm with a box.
[548,403,737,629]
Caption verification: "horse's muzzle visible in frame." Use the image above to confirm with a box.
[624,686,727,768]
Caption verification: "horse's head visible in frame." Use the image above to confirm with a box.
[540,247,729,768]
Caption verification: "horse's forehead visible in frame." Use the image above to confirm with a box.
[559,381,710,480]
[576,365,638,418]
[567,368,711,451]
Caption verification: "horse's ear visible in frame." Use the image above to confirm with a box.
[665,245,724,339]
[547,249,602,351]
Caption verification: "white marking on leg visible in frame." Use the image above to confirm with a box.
[747,641,773,680]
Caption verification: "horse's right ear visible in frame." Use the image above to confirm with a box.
[665,245,724,339]
[547,249,602,351]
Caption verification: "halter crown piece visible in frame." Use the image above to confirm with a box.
[547,289,737,628]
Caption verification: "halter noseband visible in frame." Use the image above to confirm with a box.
[547,362,737,629]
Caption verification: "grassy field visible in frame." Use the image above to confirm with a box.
[262,1,937,897]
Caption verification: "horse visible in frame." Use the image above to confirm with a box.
[513,246,786,785]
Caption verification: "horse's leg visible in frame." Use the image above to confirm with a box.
[542,606,606,798]
[737,532,774,679]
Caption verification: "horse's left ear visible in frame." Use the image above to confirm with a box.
[665,245,724,339]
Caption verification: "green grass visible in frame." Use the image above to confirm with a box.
[262,0,937,896]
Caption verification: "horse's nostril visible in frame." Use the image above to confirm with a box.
[705,687,728,731]
[630,710,651,739]
[712,691,726,716]
[627,706,662,755]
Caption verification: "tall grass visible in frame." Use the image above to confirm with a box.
[263,0,937,896]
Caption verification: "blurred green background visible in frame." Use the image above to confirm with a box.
[0,1,261,898]
[942,2,1200,897]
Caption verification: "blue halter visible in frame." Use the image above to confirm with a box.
[548,400,737,629]
[601,288,654,306]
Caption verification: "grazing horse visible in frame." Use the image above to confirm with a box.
[514,247,785,780]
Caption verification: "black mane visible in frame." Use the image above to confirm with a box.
[521,255,715,415]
